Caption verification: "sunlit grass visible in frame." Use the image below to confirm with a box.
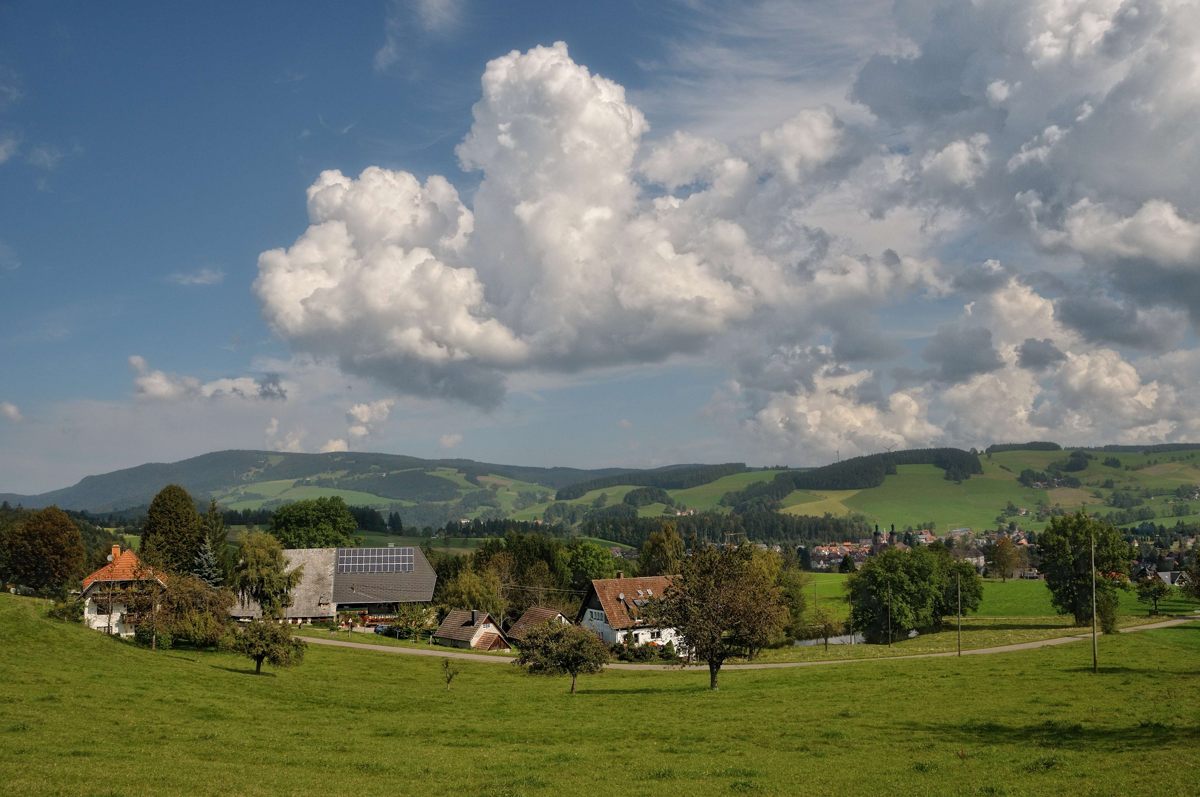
[2,593,1197,796]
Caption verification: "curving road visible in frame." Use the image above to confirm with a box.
[302,615,1198,671]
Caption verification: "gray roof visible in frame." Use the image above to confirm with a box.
[232,548,336,619]
[332,546,437,605]
[434,609,505,643]
[231,545,436,618]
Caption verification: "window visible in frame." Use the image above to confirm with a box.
[650,630,661,640]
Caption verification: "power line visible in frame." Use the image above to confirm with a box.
[500,582,588,596]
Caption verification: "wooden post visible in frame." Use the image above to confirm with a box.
[956,569,962,658]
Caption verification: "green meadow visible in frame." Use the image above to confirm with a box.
[2,594,1197,796]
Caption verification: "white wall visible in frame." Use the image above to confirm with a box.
[580,608,678,647]
[83,595,134,637]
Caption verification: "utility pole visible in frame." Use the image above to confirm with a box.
[956,569,962,657]
[886,597,892,647]
[1091,526,1098,674]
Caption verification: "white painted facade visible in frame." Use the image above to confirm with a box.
[82,595,135,637]
[580,607,679,648]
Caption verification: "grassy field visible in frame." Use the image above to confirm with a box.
[3,594,1198,796]
[771,447,1200,533]
[668,469,788,511]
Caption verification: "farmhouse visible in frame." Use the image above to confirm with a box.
[577,574,679,647]
[506,606,569,643]
[80,545,167,637]
[433,609,510,651]
[232,545,436,623]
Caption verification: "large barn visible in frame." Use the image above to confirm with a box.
[232,545,437,622]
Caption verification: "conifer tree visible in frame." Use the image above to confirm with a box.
[141,485,202,573]
[192,536,224,588]
[201,499,229,579]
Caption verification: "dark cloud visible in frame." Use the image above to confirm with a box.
[256,374,288,401]
[921,322,1004,383]
[1054,294,1185,352]
[1016,338,1066,371]
[951,259,1011,294]
[830,318,905,362]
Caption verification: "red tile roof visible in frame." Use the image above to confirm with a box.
[587,575,673,630]
[81,546,166,591]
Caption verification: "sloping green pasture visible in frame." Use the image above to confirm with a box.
[2,594,1198,796]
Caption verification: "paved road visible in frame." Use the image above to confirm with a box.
[302,615,1198,670]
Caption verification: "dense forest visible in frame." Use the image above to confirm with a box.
[554,463,747,501]
[984,441,1062,453]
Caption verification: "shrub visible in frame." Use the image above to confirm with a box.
[47,598,83,624]
[134,624,173,650]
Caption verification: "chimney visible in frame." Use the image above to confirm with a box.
[616,571,624,579]
[110,544,121,562]
[471,609,479,626]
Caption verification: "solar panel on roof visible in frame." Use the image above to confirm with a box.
[336,547,415,573]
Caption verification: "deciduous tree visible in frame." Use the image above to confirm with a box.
[441,567,506,620]
[807,604,842,652]
[567,538,617,591]
[1037,512,1132,634]
[269,496,358,549]
[231,531,302,619]
[986,536,1025,581]
[515,622,611,693]
[637,523,684,576]
[4,506,85,596]
[648,543,787,690]
[225,618,305,674]
[846,546,983,643]
[1182,557,1200,603]
[1136,576,1173,615]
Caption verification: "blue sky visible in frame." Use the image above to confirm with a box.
[3,1,1200,493]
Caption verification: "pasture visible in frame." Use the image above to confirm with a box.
[1,594,1197,796]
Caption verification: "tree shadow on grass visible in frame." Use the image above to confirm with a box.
[895,719,1199,751]
[1062,664,1200,676]
[577,685,700,696]
[962,621,1077,631]
[210,665,276,677]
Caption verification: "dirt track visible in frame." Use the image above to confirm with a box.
[302,615,1199,670]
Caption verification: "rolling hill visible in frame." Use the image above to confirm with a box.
[4,443,1200,534]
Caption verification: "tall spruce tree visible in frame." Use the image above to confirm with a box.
[201,499,229,580]
[192,536,224,588]
[141,485,203,573]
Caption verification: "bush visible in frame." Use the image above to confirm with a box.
[134,624,173,650]
[658,640,679,661]
[47,598,83,624]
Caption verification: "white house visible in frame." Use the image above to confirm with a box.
[80,545,167,637]
[577,574,680,647]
